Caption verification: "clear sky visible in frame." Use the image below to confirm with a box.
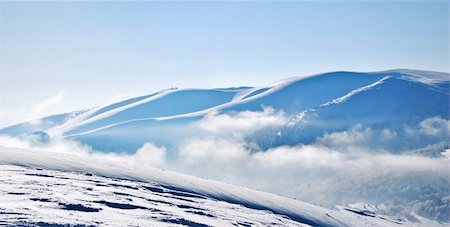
[0,1,448,127]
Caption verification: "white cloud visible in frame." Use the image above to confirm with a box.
[0,110,449,223]
[179,137,249,164]
[419,117,450,136]
[317,124,374,148]
[197,106,287,136]
[0,92,66,128]
[32,92,64,114]
[171,115,450,222]
[133,142,167,168]
[0,134,91,156]
[0,135,166,171]
[381,128,397,139]
[173,134,450,222]
[253,144,344,169]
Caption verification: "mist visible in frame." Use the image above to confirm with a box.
[0,109,449,222]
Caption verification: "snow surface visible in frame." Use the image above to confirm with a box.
[0,146,417,227]
[0,165,304,226]
[276,74,449,150]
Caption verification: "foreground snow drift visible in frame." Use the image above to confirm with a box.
[0,165,303,226]
[0,146,414,227]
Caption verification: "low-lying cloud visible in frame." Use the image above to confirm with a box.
[174,110,450,222]
[133,142,167,168]
[0,109,449,223]
[32,92,65,114]
[0,92,66,128]
[197,106,287,136]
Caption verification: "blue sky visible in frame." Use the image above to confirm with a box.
[0,1,448,127]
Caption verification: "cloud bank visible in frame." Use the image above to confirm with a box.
[0,92,66,128]
[176,110,450,223]
[0,109,449,223]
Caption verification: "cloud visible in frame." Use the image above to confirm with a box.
[180,137,248,164]
[253,144,344,170]
[0,109,449,223]
[0,134,91,156]
[0,135,166,172]
[173,134,450,222]
[381,128,397,139]
[133,142,167,168]
[32,92,64,114]
[197,106,287,136]
[419,117,450,136]
[317,124,374,148]
[0,92,66,128]
[171,114,450,222]
[292,152,450,222]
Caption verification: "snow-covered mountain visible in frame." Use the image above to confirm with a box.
[1,69,449,226]
[1,69,448,153]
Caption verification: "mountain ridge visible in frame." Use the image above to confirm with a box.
[1,69,448,153]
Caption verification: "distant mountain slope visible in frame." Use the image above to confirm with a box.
[0,69,448,152]
[0,109,90,137]
[222,71,386,113]
[265,73,450,149]
[63,88,242,136]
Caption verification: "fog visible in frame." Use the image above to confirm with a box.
[0,110,449,222]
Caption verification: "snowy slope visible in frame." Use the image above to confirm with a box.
[0,165,303,226]
[0,146,416,227]
[290,72,449,127]
[59,88,242,136]
[0,109,91,137]
[266,73,450,149]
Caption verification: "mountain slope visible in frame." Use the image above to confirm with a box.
[62,88,242,136]
[264,73,450,149]
[0,69,448,153]
[0,165,303,226]
[0,146,415,227]
[221,71,386,114]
